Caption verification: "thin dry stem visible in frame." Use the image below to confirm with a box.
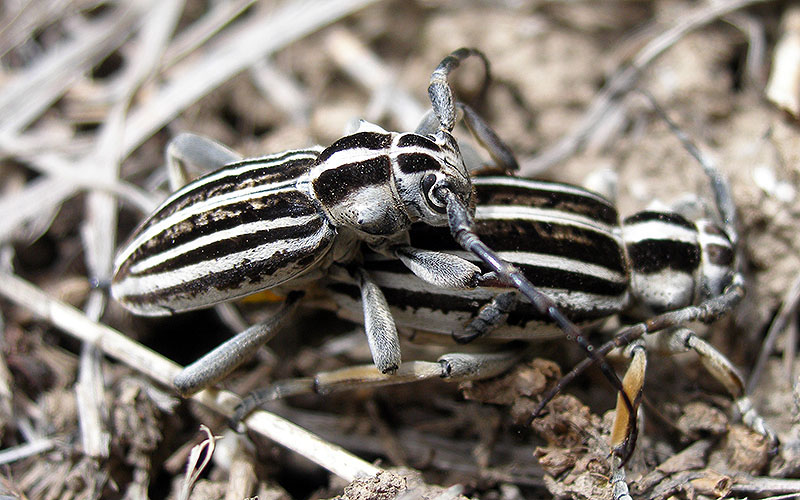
[749,272,800,392]
[120,0,382,157]
[325,27,426,130]
[0,3,143,138]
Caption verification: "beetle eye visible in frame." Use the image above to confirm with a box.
[421,173,446,214]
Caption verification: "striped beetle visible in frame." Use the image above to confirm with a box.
[112,49,622,403]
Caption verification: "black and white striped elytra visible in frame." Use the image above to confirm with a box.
[111,126,471,316]
[326,175,736,341]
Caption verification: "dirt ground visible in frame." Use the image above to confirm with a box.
[1,0,799,499]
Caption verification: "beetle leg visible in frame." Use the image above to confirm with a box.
[415,104,518,174]
[664,327,778,451]
[457,103,518,173]
[418,47,518,173]
[392,245,481,290]
[610,342,646,464]
[610,454,633,500]
[389,245,521,344]
[454,291,518,344]
[173,291,304,396]
[582,167,618,205]
[165,132,242,190]
[161,133,305,396]
[533,274,746,418]
[356,268,402,374]
[438,185,633,414]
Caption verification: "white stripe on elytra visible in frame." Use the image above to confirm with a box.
[622,219,698,245]
[129,214,321,275]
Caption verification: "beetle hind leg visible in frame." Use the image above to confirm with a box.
[664,327,778,450]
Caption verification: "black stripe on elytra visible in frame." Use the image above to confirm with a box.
[397,133,439,150]
[143,157,315,232]
[313,156,392,206]
[121,190,320,276]
[316,132,392,164]
[623,211,696,231]
[474,180,619,226]
[397,152,441,174]
[123,234,333,306]
[408,218,626,272]
[128,216,328,277]
[627,239,701,274]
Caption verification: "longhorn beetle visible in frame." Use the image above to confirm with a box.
[111,48,628,419]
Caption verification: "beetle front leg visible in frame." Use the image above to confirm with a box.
[173,291,304,396]
[392,245,481,289]
[415,104,518,174]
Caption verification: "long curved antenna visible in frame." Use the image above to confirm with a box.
[636,89,738,244]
